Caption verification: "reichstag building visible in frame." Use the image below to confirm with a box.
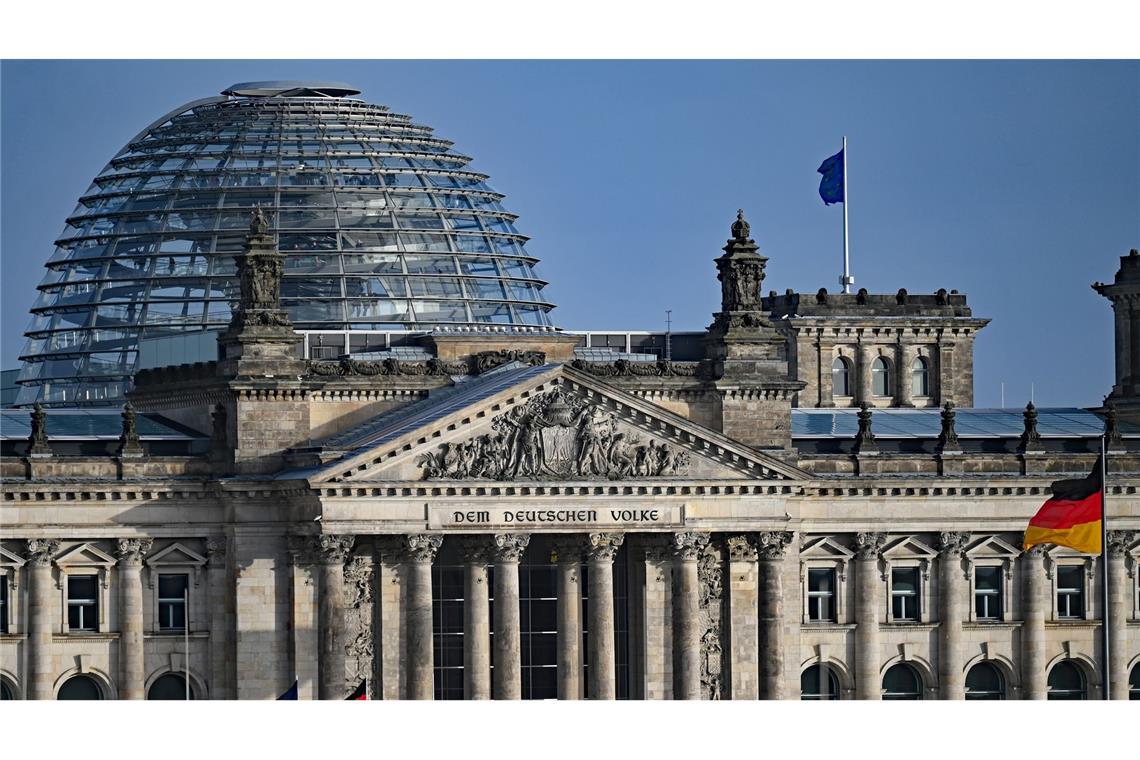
[1,81,1137,700]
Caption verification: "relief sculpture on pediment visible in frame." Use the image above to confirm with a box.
[416,387,690,481]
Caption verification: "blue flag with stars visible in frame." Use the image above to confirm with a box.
[817,149,844,205]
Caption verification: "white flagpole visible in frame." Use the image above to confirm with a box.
[841,136,852,294]
[1100,434,1111,700]
[184,587,190,700]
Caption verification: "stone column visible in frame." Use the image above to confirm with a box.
[1107,531,1133,700]
[857,342,876,405]
[205,537,230,700]
[552,536,584,700]
[897,343,915,407]
[315,535,353,700]
[459,538,491,700]
[854,532,886,700]
[1021,546,1047,700]
[404,534,442,700]
[756,531,793,699]
[672,532,709,700]
[937,532,969,699]
[586,532,624,700]
[115,538,153,700]
[26,539,59,701]
[491,533,529,700]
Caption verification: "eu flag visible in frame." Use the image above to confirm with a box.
[817,150,844,205]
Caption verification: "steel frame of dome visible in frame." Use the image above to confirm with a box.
[16,83,558,406]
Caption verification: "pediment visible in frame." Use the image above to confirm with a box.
[1045,544,1096,560]
[0,546,25,568]
[303,364,809,485]
[800,536,855,561]
[145,542,207,568]
[964,535,1021,560]
[882,536,937,560]
[55,542,116,568]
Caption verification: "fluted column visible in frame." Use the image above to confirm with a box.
[672,531,709,700]
[1021,546,1047,700]
[315,535,353,700]
[586,532,624,700]
[491,533,529,700]
[757,531,793,699]
[115,538,153,700]
[854,532,885,700]
[459,538,491,700]
[1107,531,1133,700]
[937,532,969,699]
[552,536,584,700]
[205,537,230,700]
[26,539,59,700]
[404,534,442,700]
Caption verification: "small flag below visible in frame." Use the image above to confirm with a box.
[346,680,367,700]
[817,149,845,205]
[277,680,299,700]
[1023,457,1103,554]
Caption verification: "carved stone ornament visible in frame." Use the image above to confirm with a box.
[755,530,794,559]
[115,537,154,564]
[854,532,887,560]
[416,387,691,481]
[473,349,546,373]
[938,531,970,557]
[1106,530,1134,558]
[1020,401,1042,450]
[714,209,766,316]
[937,402,960,451]
[308,356,468,378]
[314,535,355,565]
[117,401,144,457]
[672,531,711,561]
[457,536,490,564]
[403,534,443,563]
[230,210,292,330]
[854,404,877,453]
[697,542,726,700]
[569,358,703,379]
[1105,405,1123,446]
[205,537,227,564]
[490,533,531,562]
[585,532,625,562]
[343,555,374,698]
[28,403,51,457]
[26,538,60,566]
[726,535,758,562]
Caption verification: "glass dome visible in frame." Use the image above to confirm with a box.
[16,82,557,406]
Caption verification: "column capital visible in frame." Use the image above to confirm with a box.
[550,535,585,564]
[313,534,355,565]
[854,531,886,560]
[755,530,794,559]
[1107,530,1135,558]
[25,538,60,566]
[671,531,709,560]
[205,536,227,565]
[937,531,971,557]
[1022,545,1047,559]
[456,535,490,564]
[404,534,444,563]
[587,532,625,562]
[490,533,531,563]
[115,538,153,565]
[726,535,758,561]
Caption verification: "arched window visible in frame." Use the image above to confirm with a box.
[148,673,194,700]
[832,356,852,397]
[964,662,1005,700]
[800,664,841,700]
[882,663,922,700]
[57,675,103,700]
[1129,663,1139,701]
[0,678,14,700]
[871,357,891,397]
[1047,661,1086,700]
[910,356,930,397]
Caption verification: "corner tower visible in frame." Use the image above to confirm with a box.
[1094,249,1140,420]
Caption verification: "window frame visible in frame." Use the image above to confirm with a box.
[882,662,924,700]
[800,663,842,700]
[871,355,892,398]
[806,567,838,623]
[66,574,100,633]
[972,565,1004,622]
[831,354,853,399]
[144,542,207,635]
[1055,565,1086,620]
[964,661,1006,700]
[0,577,9,635]
[889,566,922,623]
[910,354,930,398]
[1048,557,1092,622]
[1046,660,1087,700]
[156,573,189,633]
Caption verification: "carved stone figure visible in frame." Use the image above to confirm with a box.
[472,349,546,374]
[417,388,690,481]
[117,401,143,457]
[116,537,153,564]
[1020,401,1042,450]
[755,531,793,559]
[697,541,725,700]
[854,403,877,454]
[28,402,51,457]
[343,555,374,698]
[937,401,959,451]
[855,531,887,560]
[229,210,292,330]
[568,358,702,378]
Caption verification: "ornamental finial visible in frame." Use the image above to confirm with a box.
[249,206,269,237]
[731,208,750,241]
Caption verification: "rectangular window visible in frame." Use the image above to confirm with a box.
[807,568,836,622]
[67,575,99,632]
[158,574,189,632]
[1057,566,1085,619]
[974,566,1003,620]
[891,567,920,622]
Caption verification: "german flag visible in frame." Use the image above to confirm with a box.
[345,680,367,700]
[1023,457,1103,554]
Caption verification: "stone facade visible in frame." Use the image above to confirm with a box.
[2,217,1138,701]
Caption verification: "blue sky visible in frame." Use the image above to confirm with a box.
[2,60,1137,407]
